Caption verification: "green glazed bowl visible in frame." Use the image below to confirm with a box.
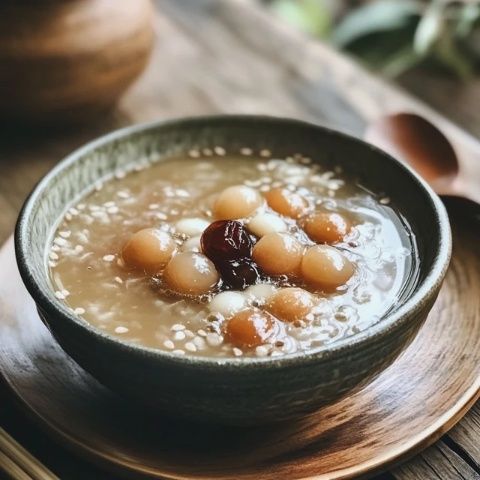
[15,115,451,424]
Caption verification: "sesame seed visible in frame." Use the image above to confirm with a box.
[55,291,65,300]
[214,146,226,156]
[51,245,60,252]
[74,245,84,253]
[74,307,86,315]
[163,340,175,350]
[173,331,186,341]
[380,197,391,205]
[184,342,197,352]
[171,324,186,331]
[188,149,200,158]
[107,206,119,214]
[59,231,71,238]
[49,251,59,260]
[173,349,185,355]
[197,329,207,337]
[117,191,130,199]
[103,255,115,262]
[103,201,115,207]
[260,149,271,157]
[202,148,213,156]
[175,189,190,198]
[206,333,223,347]
[115,326,129,334]
[48,261,57,268]
[148,203,159,210]
[193,336,206,349]
[114,276,123,284]
[240,147,252,156]
[115,171,126,179]
[54,237,68,246]
[233,348,243,357]
[255,345,269,357]
[61,289,70,297]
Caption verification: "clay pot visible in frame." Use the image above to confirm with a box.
[0,0,154,123]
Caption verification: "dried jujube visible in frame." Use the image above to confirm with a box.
[201,220,252,263]
[201,220,261,289]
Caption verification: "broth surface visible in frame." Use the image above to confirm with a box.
[48,152,415,358]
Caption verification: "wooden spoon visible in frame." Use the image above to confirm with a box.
[365,113,480,205]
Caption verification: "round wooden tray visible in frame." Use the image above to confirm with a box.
[0,218,479,480]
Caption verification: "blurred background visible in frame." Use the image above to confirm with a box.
[1,0,478,136]
[264,0,480,136]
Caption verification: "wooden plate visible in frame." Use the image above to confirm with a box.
[0,216,479,480]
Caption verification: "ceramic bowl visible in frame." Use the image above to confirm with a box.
[15,115,451,424]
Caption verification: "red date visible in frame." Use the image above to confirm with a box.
[201,220,261,289]
[220,259,261,289]
[201,220,252,263]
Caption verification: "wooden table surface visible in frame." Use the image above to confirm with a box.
[0,0,478,478]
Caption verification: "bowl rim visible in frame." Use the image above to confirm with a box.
[15,114,452,369]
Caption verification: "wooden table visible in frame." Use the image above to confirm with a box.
[0,0,478,478]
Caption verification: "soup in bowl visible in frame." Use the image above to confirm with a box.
[15,116,451,424]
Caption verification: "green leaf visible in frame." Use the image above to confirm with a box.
[380,46,422,77]
[433,29,474,78]
[462,29,480,59]
[413,1,445,56]
[332,0,421,47]
[270,0,332,37]
[456,3,480,38]
[339,24,418,71]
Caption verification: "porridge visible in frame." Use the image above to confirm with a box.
[48,149,416,358]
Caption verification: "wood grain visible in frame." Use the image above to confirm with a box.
[0,0,479,478]
[392,442,480,480]
[0,428,58,480]
[0,217,479,479]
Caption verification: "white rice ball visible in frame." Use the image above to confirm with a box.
[175,218,210,236]
[244,283,277,305]
[247,213,287,237]
[209,291,247,317]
